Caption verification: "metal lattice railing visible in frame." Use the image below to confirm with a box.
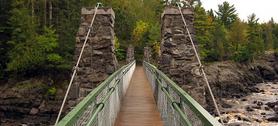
[57,61,136,126]
[143,61,222,126]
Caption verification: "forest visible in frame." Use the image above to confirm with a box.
[0,0,278,81]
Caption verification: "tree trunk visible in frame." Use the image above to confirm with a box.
[31,0,34,24]
[44,0,47,26]
[49,0,52,25]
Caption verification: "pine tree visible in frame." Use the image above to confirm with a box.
[212,22,228,60]
[271,20,278,55]
[0,0,12,78]
[8,1,63,74]
[215,1,237,28]
[228,19,249,61]
[262,20,274,50]
[194,4,214,60]
[247,13,264,60]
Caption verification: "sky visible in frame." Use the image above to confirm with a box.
[200,0,278,23]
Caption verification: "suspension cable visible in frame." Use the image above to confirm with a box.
[176,3,223,124]
[54,3,102,126]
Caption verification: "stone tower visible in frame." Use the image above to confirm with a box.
[159,7,207,107]
[71,8,118,98]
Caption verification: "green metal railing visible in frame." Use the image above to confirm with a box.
[57,61,136,126]
[143,61,222,126]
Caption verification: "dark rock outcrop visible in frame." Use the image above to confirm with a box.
[0,79,63,125]
[206,54,278,99]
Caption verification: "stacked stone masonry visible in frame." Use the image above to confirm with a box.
[71,8,118,98]
[126,45,134,63]
[159,7,207,107]
[144,47,152,62]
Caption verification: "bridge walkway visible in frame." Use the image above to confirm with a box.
[115,66,163,126]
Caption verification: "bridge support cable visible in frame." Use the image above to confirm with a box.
[177,3,223,124]
[54,3,102,126]
[144,62,222,126]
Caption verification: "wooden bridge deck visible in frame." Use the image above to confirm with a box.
[115,66,163,126]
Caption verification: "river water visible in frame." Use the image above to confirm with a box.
[219,82,278,126]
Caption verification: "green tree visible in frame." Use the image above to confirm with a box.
[272,21,278,55]
[8,26,62,73]
[212,22,229,60]
[132,20,149,47]
[0,0,12,79]
[247,13,264,60]
[215,1,237,28]
[228,19,248,61]
[194,4,214,60]
[262,19,274,50]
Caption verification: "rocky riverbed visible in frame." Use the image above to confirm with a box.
[219,82,278,126]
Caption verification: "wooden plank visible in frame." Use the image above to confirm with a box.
[115,66,163,126]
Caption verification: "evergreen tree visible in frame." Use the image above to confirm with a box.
[228,19,249,61]
[215,1,237,28]
[0,0,12,79]
[212,22,228,60]
[8,1,63,75]
[247,13,264,60]
[194,4,214,60]
[262,19,274,50]
[272,21,278,55]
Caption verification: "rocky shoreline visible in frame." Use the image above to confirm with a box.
[0,79,67,126]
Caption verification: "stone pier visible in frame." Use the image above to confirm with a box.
[159,7,207,107]
[126,45,134,63]
[71,8,118,98]
[144,47,152,62]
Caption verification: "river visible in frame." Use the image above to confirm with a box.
[220,82,278,126]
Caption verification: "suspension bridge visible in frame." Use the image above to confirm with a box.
[54,3,223,126]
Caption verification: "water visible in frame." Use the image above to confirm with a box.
[219,82,278,126]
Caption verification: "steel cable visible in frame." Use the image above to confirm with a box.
[177,2,223,124]
[54,3,102,126]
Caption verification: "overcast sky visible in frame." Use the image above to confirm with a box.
[200,0,278,23]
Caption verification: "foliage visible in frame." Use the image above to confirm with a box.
[114,36,125,61]
[246,14,264,60]
[0,0,12,79]
[273,21,278,55]
[7,26,62,73]
[228,19,248,61]
[215,1,237,28]
[116,48,126,61]
[212,22,229,60]
[47,86,57,96]
[231,45,250,62]
[261,19,275,50]
[194,1,276,62]
[194,4,214,60]
[132,20,149,47]
[1,0,278,82]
